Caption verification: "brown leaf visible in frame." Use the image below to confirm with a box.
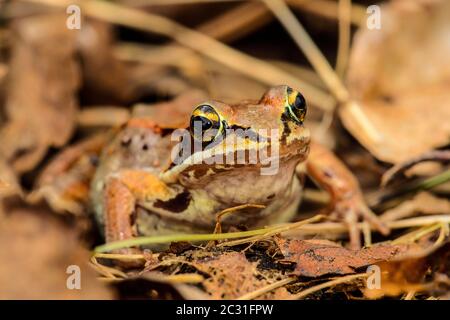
[0,14,80,173]
[0,204,114,299]
[28,133,109,215]
[342,0,450,163]
[380,192,450,222]
[364,242,450,299]
[184,251,292,300]
[275,238,412,277]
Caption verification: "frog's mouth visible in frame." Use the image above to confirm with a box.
[161,127,310,184]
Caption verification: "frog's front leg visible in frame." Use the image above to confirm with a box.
[304,142,389,249]
[103,177,139,255]
[102,169,172,255]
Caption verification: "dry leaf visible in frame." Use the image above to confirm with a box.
[190,251,292,300]
[28,133,109,215]
[364,242,450,299]
[152,249,293,300]
[0,14,80,173]
[0,204,114,299]
[275,238,412,277]
[342,0,450,163]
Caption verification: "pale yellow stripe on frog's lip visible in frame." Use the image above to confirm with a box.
[160,139,272,184]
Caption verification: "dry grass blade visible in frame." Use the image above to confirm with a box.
[335,0,351,78]
[93,215,450,253]
[213,203,266,234]
[263,0,382,144]
[94,215,323,252]
[289,273,369,300]
[196,1,272,42]
[404,291,416,300]
[263,0,348,103]
[28,0,334,111]
[391,223,442,245]
[218,214,324,247]
[283,215,450,237]
[163,273,204,284]
[381,150,450,187]
[237,277,297,300]
[93,253,146,261]
[392,222,449,260]
[90,256,128,279]
[288,0,366,26]
[120,0,243,5]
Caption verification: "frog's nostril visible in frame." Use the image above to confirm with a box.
[120,135,131,147]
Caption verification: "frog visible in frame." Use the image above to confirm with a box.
[86,85,389,253]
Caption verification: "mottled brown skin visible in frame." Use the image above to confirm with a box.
[89,85,388,253]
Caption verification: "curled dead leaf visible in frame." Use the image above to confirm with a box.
[0,204,113,299]
[190,251,292,300]
[342,0,450,163]
[364,242,450,299]
[275,238,414,277]
[0,14,80,173]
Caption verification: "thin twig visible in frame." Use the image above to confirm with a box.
[27,0,335,111]
[237,277,297,300]
[263,0,382,145]
[93,253,147,260]
[94,228,270,253]
[263,0,349,103]
[371,169,450,207]
[404,291,416,300]
[163,273,204,284]
[289,273,368,300]
[288,0,366,26]
[392,222,449,260]
[95,215,323,252]
[217,215,324,247]
[283,215,450,237]
[94,214,450,252]
[335,0,351,78]
[213,204,265,234]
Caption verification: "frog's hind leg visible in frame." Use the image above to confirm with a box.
[28,133,109,215]
[303,142,389,249]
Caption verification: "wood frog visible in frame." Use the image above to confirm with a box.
[90,85,389,251]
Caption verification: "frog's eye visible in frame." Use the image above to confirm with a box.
[285,87,307,124]
[190,104,224,143]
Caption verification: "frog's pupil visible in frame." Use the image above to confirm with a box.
[192,116,212,130]
[293,93,306,110]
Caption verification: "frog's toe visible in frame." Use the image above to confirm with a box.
[329,196,390,249]
[359,204,390,236]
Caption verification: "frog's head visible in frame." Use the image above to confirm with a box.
[161,85,310,204]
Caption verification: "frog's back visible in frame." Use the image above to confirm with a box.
[90,119,173,227]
